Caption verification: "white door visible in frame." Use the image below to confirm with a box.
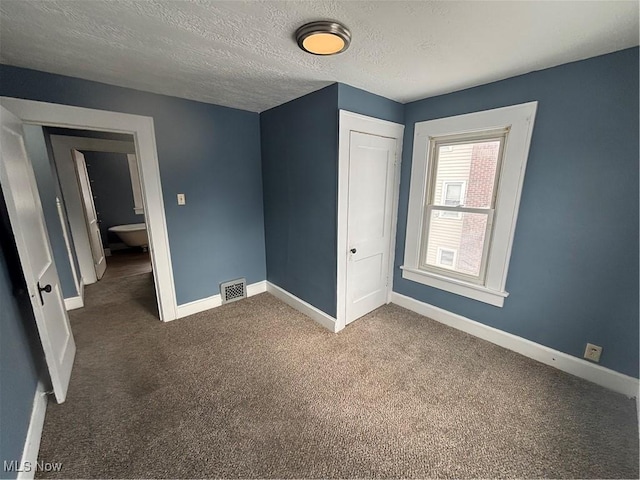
[73,150,106,280]
[0,106,76,403]
[346,131,397,324]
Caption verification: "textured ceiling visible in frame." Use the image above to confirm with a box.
[0,1,638,112]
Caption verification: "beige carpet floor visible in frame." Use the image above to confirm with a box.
[36,271,639,479]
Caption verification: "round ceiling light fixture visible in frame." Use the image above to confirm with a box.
[295,21,351,56]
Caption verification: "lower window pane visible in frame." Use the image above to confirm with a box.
[423,210,489,278]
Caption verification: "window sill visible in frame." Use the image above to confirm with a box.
[400,266,508,307]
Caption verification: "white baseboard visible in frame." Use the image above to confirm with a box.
[175,280,267,319]
[64,295,83,311]
[266,282,337,333]
[246,280,266,297]
[64,279,85,311]
[391,292,640,398]
[17,382,48,480]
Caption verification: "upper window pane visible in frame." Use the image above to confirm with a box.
[431,140,502,209]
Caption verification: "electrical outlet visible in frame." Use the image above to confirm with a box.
[584,343,602,363]
[177,193,186,205]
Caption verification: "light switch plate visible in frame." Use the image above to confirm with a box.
[177,193,186,205]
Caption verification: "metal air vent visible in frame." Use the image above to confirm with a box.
[220,278,246,304]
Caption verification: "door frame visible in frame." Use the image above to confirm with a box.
[1,97,178,321]
[336,110,404,332]
[49,135,136,286]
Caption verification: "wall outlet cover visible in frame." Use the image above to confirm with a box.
[584,343,603,363]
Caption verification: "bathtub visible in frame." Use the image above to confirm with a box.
[108,223,148,249]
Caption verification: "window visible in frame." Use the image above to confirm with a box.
[442,181,464,207]
[401,102,537,307]
[423,134,504,281]
[436,247,457,268]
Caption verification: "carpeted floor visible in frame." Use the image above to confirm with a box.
[37,271,638,479]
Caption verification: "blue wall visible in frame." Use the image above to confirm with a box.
[395,48,639,378]
[338,83,404,124]
[261,85,339,316]
[0,65,266,305]
[261,83,404,318]
[23,125,78,298]
[82,151,142,247]
[0,195,45,476]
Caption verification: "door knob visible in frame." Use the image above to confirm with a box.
[37,282,52,306]
[350,248,357,254]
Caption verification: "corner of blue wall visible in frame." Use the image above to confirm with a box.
[337,82,404,124]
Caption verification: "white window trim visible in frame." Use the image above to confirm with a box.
[401,102,538,307]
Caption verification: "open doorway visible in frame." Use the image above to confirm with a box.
[1,97,178,325]
[1,97,178,402]
[22,124,157,316]
[46,127,153,290]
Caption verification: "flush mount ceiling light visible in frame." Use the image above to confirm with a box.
[295,21,351,56]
